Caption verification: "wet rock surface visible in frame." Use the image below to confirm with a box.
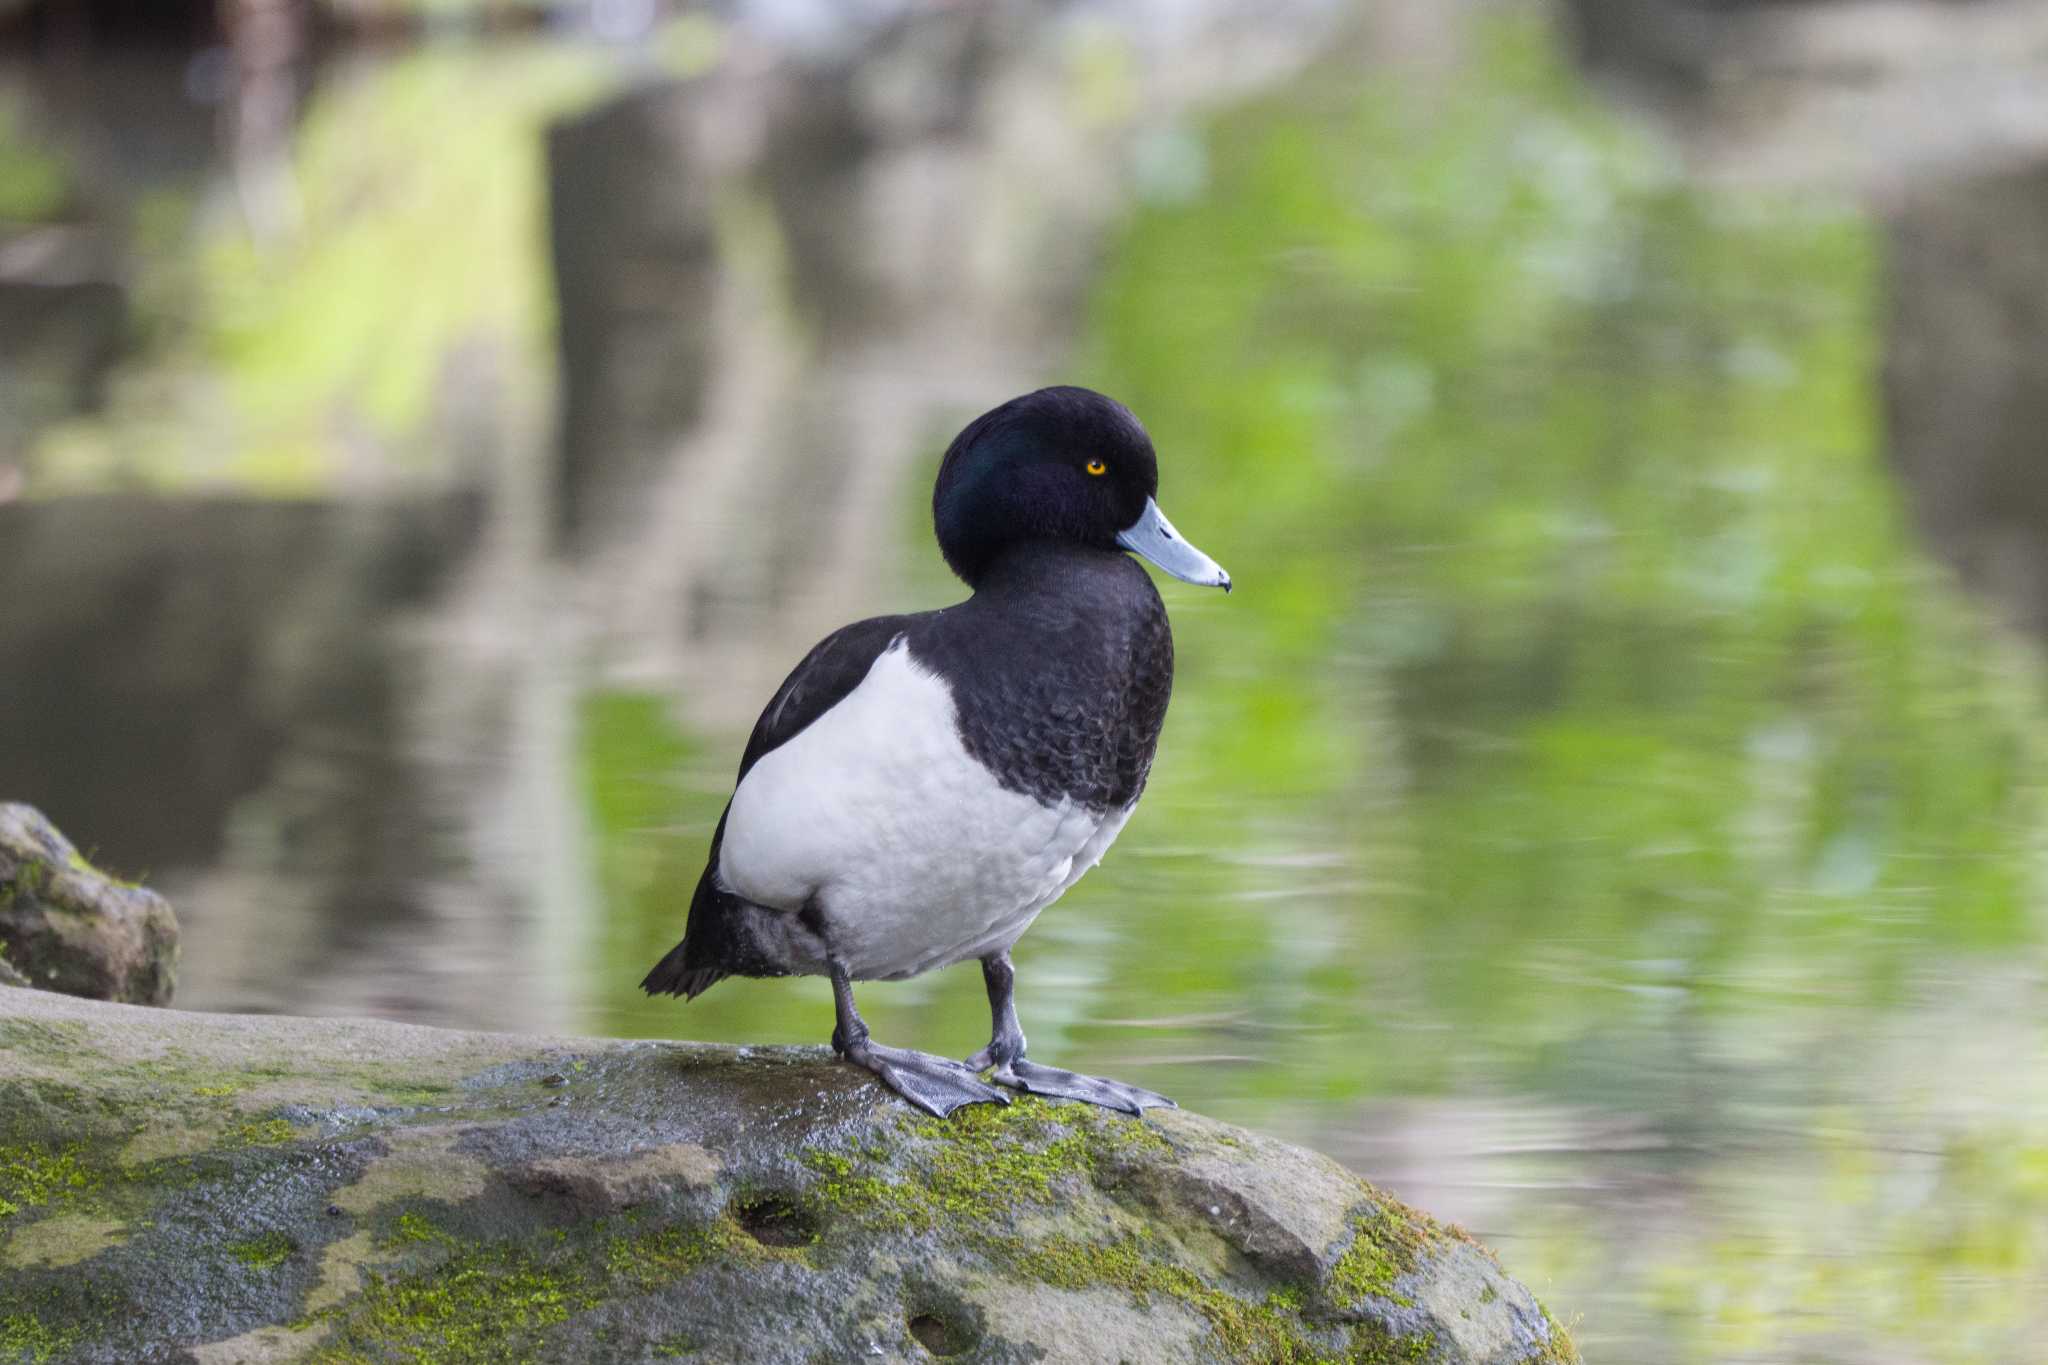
[0,988,1574,1364]
[0,804,177,1006]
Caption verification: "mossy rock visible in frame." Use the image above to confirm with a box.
[0,805,177,1007]
[0,988,1575,1363]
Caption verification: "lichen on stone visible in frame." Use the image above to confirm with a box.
[0,1212,128,1270]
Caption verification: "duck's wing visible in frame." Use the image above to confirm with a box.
[641,614,913,999]
[735,614,915,783]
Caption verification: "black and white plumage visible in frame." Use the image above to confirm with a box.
[642,386,1229,1117]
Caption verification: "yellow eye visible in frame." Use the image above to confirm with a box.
[1085,459,1108,476]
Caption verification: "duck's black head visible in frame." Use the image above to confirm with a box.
[933,386,1230,592]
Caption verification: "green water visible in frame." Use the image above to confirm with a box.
[579,20,2048,1362]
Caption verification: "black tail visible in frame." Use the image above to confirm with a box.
[640,936,727,1000]
[640,806,736,1001]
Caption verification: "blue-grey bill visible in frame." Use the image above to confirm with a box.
[1116,498,1231,592]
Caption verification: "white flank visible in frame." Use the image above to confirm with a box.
[719,638,1130,980]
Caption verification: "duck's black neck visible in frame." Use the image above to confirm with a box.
[967,539,1152,604]
[915,540,1172,811]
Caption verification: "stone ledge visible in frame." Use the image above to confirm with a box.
[0,987,1576,1364]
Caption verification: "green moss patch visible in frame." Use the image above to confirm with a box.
[1016,1234,1361,1364]
[795,1103,1446,1364]
[228,1230,299,1270]
[603,1221,725,1293]
[0,1020,87,1061]
[0,1310,79,1365]
[803,1096,1170,1230]
[380,1211,451,1249]
[1329,1203,1440,1309]
[307,1241,600,1365]
[907,1099,1170,1206]
[306,1202,817,1363]
[224,1118,303,1149]
[0,1265,128,1365]
[1347,1318,1437,1364]
[0,1144,96,1220]
[0,996,1571,1360]
[1535,1306,1578,1364]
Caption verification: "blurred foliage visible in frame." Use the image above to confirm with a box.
[0,92,66,222]
[1077,13,2043,1090]
[580,13,2048,1360]
[31,41,607,492]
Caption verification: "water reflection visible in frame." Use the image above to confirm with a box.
[3,2,2048,1361]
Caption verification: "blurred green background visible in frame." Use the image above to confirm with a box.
[5,1,2048,1360]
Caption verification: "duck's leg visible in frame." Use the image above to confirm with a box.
[830,960,1008,1118]
[965,951,1174,1115]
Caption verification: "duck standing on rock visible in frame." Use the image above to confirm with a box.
[643,387,1230,1117]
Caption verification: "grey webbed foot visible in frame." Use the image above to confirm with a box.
[842,1039,1010,1118]
[829,958,1008,1117]
[966,951,1173,1115]
[978,1057,1175,1115]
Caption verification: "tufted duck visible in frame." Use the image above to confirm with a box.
[642,386,1230,1116]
